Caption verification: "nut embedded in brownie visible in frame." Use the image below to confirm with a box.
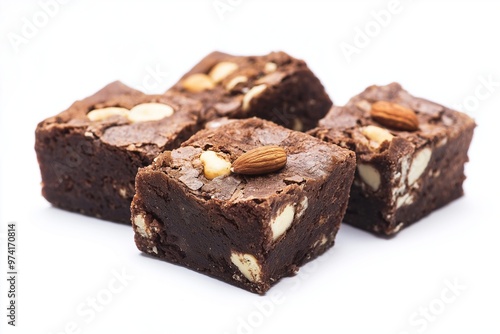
[167,51,333,131]
[131,118,356,294]
[310,83,476,235]
[35,81,202,223]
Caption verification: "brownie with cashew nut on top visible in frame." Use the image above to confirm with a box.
[131,118,356,294]
[166,51,333,131]
[309,83,476,236]
[35,81,203,223]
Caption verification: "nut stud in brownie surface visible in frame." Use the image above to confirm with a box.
[310,83,475,235]
[131,118,356,294]
[34,81,202,223]
[127,103,174,123]
[200,151,232,180]
[370,101,419,131]
[361,125,394,148]
[181,73,215,93]
[167,51,333,131]
[231,145,287,175]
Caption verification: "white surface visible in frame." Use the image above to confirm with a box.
[1,1,499,333]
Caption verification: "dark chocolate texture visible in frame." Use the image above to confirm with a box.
[35,81,202,223]
[310,83,475,235]
[132,118,355,294]
[167,51,332,131]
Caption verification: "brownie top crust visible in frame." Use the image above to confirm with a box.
[172,51,311,96]
[167,51,332,128]
[37,81,202,158]
[314,83,476,157]
[149,118,354,201]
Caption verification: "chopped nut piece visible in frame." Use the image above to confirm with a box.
[230,251,262,283]
[133,214,149,238]
[225,75,248,90]
[264,62,278,73]
[200,151,232,180]
[87,107,129,121]
[408,148,432,185]
[270,204,295,241]
[181,73,215,92]
[209,61,239,83]
[128,103,174,123]
[293,118,304,132]
[357,164,381,191]
[361,125,394,147]
[242,84,267,111]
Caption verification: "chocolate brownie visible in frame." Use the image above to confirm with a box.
[35,81,202,223]
[167,51,332,131]
[310,83,475,235]
[131,118,355,294]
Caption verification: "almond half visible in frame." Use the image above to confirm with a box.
[231,146,287,175]
[370,101,419,131]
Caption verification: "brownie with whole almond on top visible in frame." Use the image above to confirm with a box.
[167,51,333,131]
[35,81,202,223]
[309,83,475,235]
[131,118,356,294]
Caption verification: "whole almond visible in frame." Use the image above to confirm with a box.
[232,146,287,175]
[370,101,419,131]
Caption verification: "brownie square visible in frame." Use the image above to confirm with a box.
[167,51,332,131]
[35,81,202,223]
[310,83,475,235]
[131,118,355,294]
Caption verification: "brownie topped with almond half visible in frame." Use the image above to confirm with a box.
[310,83,476,235]
[131,118,356,294]
[167,51,332,131]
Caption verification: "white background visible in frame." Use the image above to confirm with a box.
[1,1,499,333]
